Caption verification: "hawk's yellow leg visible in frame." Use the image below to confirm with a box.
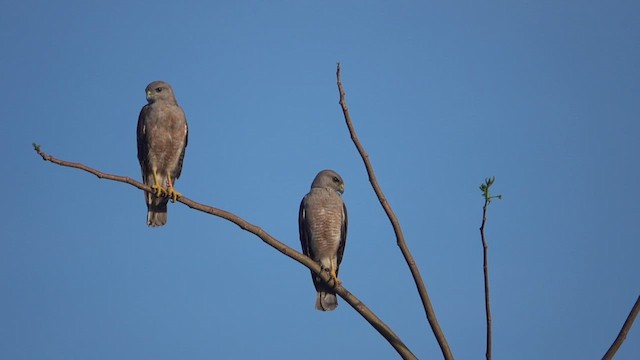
[151,170,166,197]
[329,267,341,287]
[166,173,182,202]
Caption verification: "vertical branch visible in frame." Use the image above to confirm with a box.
[602,295,640,360]
[480,198,493,360]
[479,177,500,360]
[336,63,454,360]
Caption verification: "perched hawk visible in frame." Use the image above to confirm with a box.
[298,169,348,311]
[136,81,188,227]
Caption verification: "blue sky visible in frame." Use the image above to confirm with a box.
[2,1,639,359]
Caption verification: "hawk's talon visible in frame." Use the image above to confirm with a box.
[166,186,182,202]
[320,265,341,288]
[151,170,167,197]
[151,184,167,197]
[165,173,181,202]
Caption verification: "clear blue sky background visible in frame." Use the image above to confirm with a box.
[2,1,639,359]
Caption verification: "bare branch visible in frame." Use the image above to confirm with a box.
[602,295,640,360]
[336,64,454,359]
[32,144,418,360]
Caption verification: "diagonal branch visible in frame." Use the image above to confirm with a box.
[32,144,418,360]
[336,64,454,359]
[602,295,640,360]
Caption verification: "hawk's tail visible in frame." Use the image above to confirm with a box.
[315,291,338,311]
[146,195,168,227]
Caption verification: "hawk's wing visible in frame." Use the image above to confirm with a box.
[136,105,151,174]
[336,202,348,273]
[173,116,188,180]
[298,197,312,259]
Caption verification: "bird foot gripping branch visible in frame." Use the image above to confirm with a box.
[329,267,342,287]
[151,184,167,197]
[166,186,182,203]
[165,174,182,202]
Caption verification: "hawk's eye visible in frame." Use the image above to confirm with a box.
[333,176,340,183]
[155,87,163,92]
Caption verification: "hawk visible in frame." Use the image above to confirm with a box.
[298,169,348,311]
[136,81,188,227]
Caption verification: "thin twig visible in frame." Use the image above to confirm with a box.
[602,295,640,360]
[336,64,454,360]
[480,198,493,360]
[478,177,500,360]
[32,143,418,360]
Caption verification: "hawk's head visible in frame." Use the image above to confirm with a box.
[145,81,177,104]
[311,169,345,194]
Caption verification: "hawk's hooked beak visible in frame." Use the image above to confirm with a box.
[339,183,345,193]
